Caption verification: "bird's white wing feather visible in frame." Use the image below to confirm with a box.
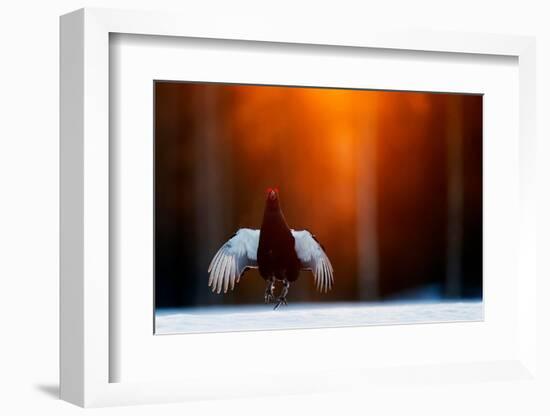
[292,230,334,293]
[208,228,259,294]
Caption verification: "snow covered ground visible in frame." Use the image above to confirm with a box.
[155,301,483,334]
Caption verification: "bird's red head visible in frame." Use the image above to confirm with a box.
[266,187,279,201]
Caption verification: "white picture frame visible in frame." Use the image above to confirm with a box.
[60,7,537,407]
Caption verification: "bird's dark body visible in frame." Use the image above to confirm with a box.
[257,196,301,283]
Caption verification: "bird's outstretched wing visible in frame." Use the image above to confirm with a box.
[208,228,260,294]
[291,230,334,293]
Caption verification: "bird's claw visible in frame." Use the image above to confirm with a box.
[273,297,288,310]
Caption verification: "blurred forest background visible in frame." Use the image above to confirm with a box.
[154,81,482,308]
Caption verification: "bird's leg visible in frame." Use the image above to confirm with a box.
[264,278,275,303]
[274,279,289,310]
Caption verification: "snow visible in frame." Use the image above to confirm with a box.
[155,301,483,335]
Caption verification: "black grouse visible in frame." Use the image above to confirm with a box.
[208,188,334,309]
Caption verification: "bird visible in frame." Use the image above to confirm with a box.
[207,187,334,309]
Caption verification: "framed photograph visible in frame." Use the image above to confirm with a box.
[152,81,483,335]
[60,8,537,407]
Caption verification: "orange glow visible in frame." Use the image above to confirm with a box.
[155,82,482,304]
